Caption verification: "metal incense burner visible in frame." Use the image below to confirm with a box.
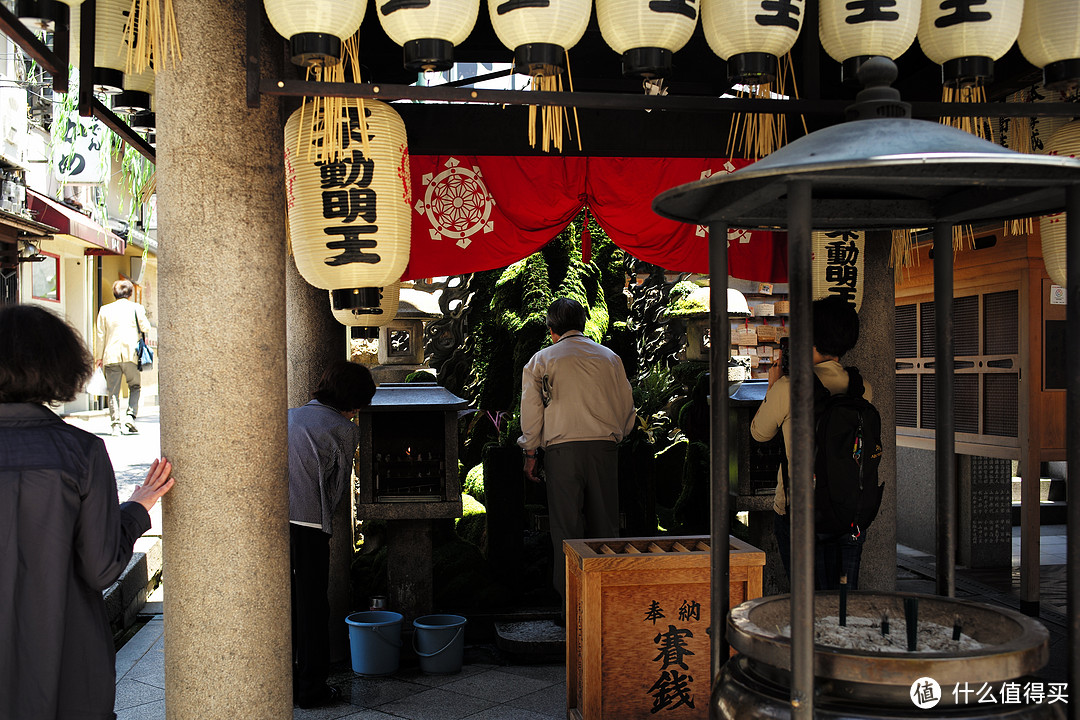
[652,56,1080,720]
[721,592,1057,719]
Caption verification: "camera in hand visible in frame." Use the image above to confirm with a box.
[779,337,789,376]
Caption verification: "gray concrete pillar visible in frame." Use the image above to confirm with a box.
[285,255,351,662]
[155,0,291,716]
[846,230,897,591]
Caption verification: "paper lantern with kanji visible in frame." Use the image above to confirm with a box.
[812,230,864,311]
[330,284,401,334]
[701,0,805,84]
[917,0,1022,87]
[487,0,590,75]
[377,0,480,72]
[113,64,154,114]
[284,101,411,291]
[1019,0,1080,91]
[596,0,698,78]
[820,0,920,84]
[264,0,367,66]
[1039,120,1080,288]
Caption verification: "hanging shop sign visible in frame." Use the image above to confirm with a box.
[51,115,108,185]
[812,229,864,311]
[596,0,699,78]
[284,100,412,290]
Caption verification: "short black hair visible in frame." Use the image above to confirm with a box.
[546,297,587,336]
[812,295,860,358]
[313,360,376,412]
[0,305,94,404]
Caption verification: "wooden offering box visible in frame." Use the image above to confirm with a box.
[564,535,765,720]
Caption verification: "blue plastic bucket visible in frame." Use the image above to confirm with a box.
[412,614,468,674]
[346,611,403,676]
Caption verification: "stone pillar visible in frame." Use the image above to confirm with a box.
[155,0,291,716]
[958,456,1012,569]
[285,255,351,662]
[845,231,897,591]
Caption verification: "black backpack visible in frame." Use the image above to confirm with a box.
[812,367,884,537]
[780,367,884,538]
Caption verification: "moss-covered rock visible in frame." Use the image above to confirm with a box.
[666,283,710,317]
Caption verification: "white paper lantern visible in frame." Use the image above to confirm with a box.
[1039,120,1080,288]
[487,0,590,75]
[701,0,805,84]
[819,0,920,84]
[285,101,412,291]
[264,0,367,66]
[330,283,401,332]
[1019,0,1080,90]
[596,0,698,77]
[113,64,154,114]
[377,0,480,71]
[917,0,1022,86]
[812,230,864,311]
[82,0,127,94]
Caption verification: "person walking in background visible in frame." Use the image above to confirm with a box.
[0,304,174,720]
[289,360,376,708]
[518,297,636,611]
[94,278,152,436]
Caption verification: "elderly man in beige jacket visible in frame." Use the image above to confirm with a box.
[94,279,152,435]
[518,297,636,610]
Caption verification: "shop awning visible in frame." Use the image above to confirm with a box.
[27,189,126,255]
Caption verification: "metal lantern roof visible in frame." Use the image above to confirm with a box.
[653,58,1080,230]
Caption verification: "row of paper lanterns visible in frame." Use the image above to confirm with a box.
[18,0,157,134]
[265,0,1080,90]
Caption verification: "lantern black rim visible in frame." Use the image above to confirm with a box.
[93,67,124,95]
[941,56,993,88]
[350,327,380,340]
[289,33,342,67]
[1043,59,1080,92]
[621,47,672,79]
[112,90,151,115]
[16,0,65,31]
[841,56,877,87]
[130,111,156,132]
[403,39,454,72]
[514,43,565,77]
[332,287,384,313]
[727,52,777,86]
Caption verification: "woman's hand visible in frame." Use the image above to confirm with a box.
[128,457,175,512]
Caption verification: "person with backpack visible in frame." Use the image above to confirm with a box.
[751,295,883,590]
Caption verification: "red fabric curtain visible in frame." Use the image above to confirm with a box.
[403,155,787,282]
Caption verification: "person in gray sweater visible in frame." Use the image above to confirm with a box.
[0,304,174,720]
[288,359,375,708]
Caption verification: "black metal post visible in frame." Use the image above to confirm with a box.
[934,222,956,598]
[1066,184,1080,720]
[787,181,814,720]
[78,0,93,117]
[708,220,731,690]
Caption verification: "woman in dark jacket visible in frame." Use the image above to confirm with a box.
[0,304,174,720]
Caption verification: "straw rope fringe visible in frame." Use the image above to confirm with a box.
[122,0,182,74]
[726,53,803,161]
[299,34,372,166]
[525,53,582,154]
